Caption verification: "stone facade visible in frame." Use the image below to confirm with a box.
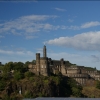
[28,45,100,85]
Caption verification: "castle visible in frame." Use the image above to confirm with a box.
[28,45,100,85]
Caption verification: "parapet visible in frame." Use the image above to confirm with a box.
[40,57,48,60]
[36,53,40,56]
[60,58,64,61]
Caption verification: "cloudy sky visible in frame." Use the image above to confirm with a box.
[0,1,100,69]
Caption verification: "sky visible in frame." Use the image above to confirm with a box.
[0,1,100,70]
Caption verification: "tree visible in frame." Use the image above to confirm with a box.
[13,62,24,72]
[96,80,100,89]
[24,61,30,69]
[24,71,34,78]
[32,60,36,64]
[14,71,24,80]
[72,87,82,97]
[0,80,6,91]
[3,62,14,72]
[67,78,83,97]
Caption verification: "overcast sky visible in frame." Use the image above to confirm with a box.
[0,1,100,70]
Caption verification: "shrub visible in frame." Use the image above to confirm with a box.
[0,80,6,91]
[96,80,100,89]
[14,71,24,81]
[24,71,34,78]
[24,91,32,98]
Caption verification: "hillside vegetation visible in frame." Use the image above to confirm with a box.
[0,61,100,99]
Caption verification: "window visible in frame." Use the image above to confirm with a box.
[41,65,43,68]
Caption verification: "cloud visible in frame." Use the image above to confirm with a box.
[45,31,100,51]
[0,49,35,64]
[61,21,100,30]
[91,55,100,62]
[68,25,80,30]
[68,19,74,23]
[0,15,58,39]
[55,8,67,12]
[0,49,34,56]
[25,35,37,39]
[0,35,4,38]
[81,21,100,28]
[61,25,68,30]
[1,14,100,39]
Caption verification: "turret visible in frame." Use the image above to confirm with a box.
[43,45,47,57]
[60,58,64,65]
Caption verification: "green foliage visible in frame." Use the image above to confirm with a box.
[24,71,34,78]
[67,78,83,97]
[2,62,14,73]
[67,78,78,87]
[84,66,96,71]
[29,77,34,81]
[24,61,30,70]
[13,62,24,72]
[72,87,82,97]
[2,72,9,80]
[65,61,72,66]
[24,91,32,98]
[0,80,6,91]
[38,92,44,97]
[2,95,11,100]
[0,65,4,70]
[32,60,36,64]
[50,76,61,85]
[14,71,24,80]
[96,80,100,89]
[2,61,27,74]
[0,60,85,98]
[44,79,49,84]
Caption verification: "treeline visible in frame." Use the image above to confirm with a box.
[0,61,100,99]
[0,61,83,99]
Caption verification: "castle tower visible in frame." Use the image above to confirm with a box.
[40,57,48,76]
[36,53,40,75]
[43,45,47,57]
[60,58,66,74]
[39,45,49,76]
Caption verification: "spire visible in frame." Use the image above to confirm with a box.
[43,45,47,57]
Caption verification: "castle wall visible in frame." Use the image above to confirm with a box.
[67,69,80,74]
[28,45,100,85]
[28,65,37,74]
[36,53,40,75]
[61,65,66,74]
[75,78,88,85]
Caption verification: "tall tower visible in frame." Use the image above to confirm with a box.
[43,45,47,57]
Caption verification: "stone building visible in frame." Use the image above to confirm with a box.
[28,45,100,85]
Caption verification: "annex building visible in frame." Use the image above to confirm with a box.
[28,45,100,85]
